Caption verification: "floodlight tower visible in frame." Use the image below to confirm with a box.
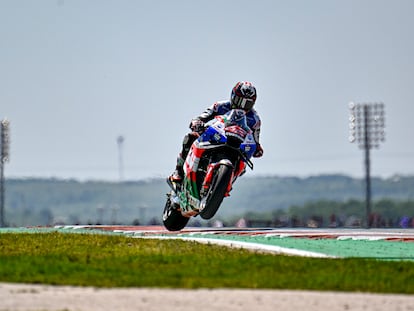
[1,118,10,227]
[348,102,385,228]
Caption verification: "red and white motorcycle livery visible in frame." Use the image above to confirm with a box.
[163,109,256,231]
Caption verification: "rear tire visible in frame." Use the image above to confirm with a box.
[199,164,232,220]
[162,196,189,231]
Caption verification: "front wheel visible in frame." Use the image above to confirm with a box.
[163,195,189,231]
[199,164,233,220]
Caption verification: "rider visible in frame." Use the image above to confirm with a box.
[170,81,264,183]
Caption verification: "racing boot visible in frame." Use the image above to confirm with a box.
[170,167,183,183]
[169,154,185,183]
[169,133,197,184]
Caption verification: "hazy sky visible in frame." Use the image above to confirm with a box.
[1,0,413,181]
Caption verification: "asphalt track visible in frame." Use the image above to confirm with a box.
[2,226,414,260]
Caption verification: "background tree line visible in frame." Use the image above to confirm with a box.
[2,175,414,227]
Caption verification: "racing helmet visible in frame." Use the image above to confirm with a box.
[230,81,257,111]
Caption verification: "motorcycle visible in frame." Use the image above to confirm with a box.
[163,109,257,231]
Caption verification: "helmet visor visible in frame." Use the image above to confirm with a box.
[233,95,255,111]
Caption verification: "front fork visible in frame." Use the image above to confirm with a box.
[201,159,234,197]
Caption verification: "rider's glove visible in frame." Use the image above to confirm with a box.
[253,144,264,158]
[189,119,205,133]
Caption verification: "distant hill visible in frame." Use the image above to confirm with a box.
[3,174,414,226]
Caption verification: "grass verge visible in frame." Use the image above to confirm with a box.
[1,232,413,293]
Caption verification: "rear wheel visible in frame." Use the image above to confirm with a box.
[162,195,189,231]
[199,164,232,220]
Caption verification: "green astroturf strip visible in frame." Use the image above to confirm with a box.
[180,234,414,260]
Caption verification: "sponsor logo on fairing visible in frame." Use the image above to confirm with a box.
[214,133,221,141]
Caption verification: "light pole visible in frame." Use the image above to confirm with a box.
[1,118,10,227]
[348,102,385,228]
[117,135,124,181]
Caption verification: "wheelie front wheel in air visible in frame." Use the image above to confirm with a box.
[162,195,189,231]
[199,164,233,220]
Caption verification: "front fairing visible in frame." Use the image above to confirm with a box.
[240,133,256,159]
[199,110,257,159]
[198,120,226,146]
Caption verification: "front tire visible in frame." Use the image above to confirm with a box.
[163,196,189,231]
[199,164,233,220]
